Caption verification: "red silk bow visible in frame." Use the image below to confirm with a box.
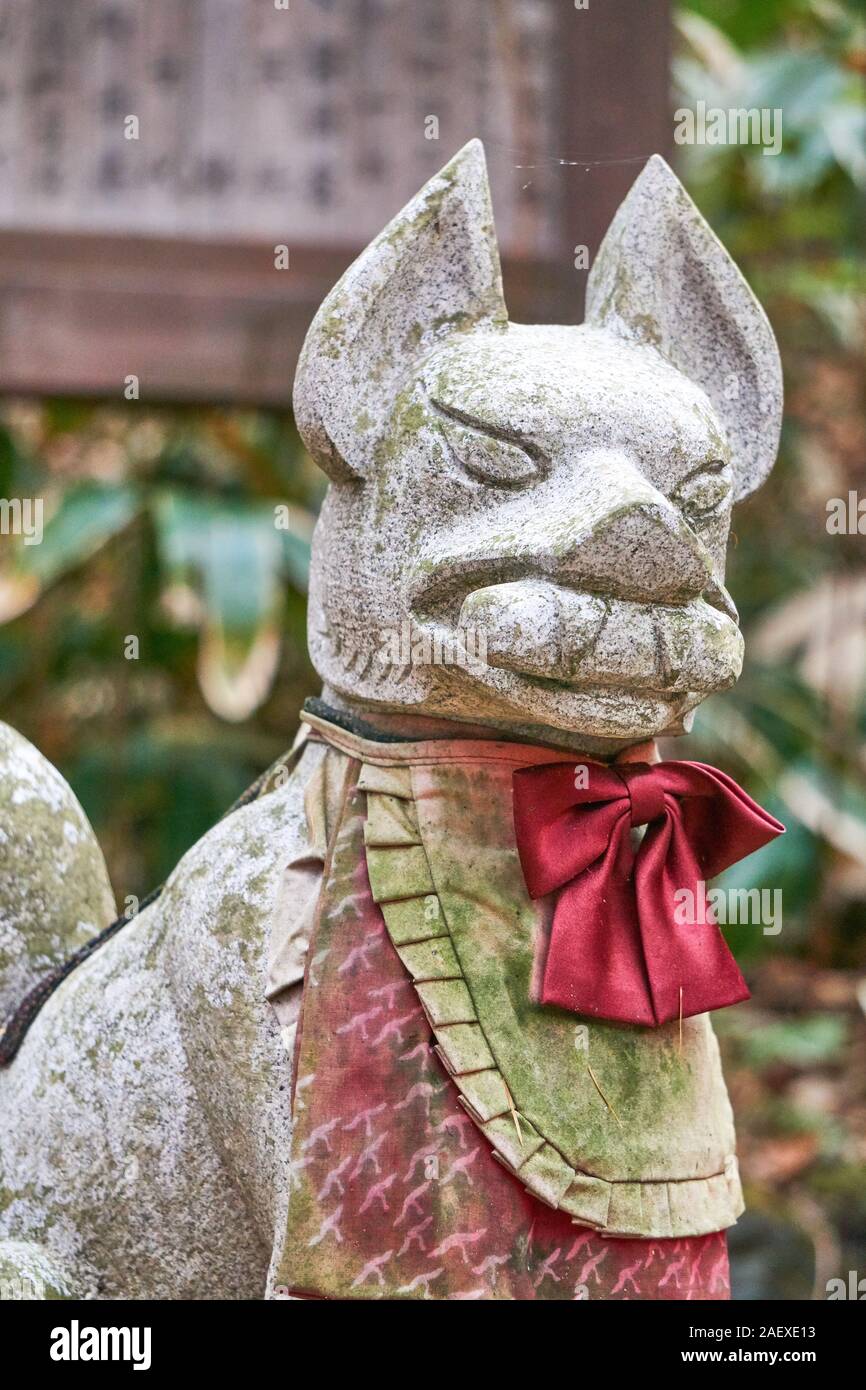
[512,759,784,1027]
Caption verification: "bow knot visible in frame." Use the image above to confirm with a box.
[618,763,667,828]
[512,757,784,1027]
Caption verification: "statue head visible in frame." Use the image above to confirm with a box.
[294,141,782,752]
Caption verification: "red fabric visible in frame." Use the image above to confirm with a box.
[512,759,784,1026]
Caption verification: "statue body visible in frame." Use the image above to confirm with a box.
[0,144,781,1299]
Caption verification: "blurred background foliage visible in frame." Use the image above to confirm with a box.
[0,405,322,892]
[0,0,863,1300]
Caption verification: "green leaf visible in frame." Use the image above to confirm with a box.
[741,1014,848,1067]
[200,510,282,637]
[151,490,303,720]
[0,483,139,622]
[24,484,139,586]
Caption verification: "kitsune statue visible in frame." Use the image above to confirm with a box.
[0,142,782,1300]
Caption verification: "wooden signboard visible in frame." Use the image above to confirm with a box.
[0,0,670,403]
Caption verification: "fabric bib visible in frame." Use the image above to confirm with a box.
[275,713,741,1300]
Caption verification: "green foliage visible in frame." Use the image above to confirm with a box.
[0,403,320,894]
[739,1013,849,1067]
[674,0,866,971]
[675,2,866,1299]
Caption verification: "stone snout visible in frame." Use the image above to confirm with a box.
[409,452,743,722]
[460,582,742,696]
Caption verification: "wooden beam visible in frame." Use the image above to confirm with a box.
[0,230,566,406]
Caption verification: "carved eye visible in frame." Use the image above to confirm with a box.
[436,415,540,487]
[433,400,542,486]
[672,461,733,521]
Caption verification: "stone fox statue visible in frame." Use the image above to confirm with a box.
[0,142,783,1301]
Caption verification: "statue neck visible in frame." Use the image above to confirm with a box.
[316,687,659,762]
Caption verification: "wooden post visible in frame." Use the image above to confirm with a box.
[556,0,672,318]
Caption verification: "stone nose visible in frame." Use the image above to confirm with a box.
[549,452,715,604]
[407,450,724,618]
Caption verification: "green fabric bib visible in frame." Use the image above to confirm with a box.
[306,713,743,1238]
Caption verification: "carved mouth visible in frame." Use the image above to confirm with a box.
[410,573,742,700]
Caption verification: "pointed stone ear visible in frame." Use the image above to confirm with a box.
[586,155,782,502]
[293,140,507,482]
